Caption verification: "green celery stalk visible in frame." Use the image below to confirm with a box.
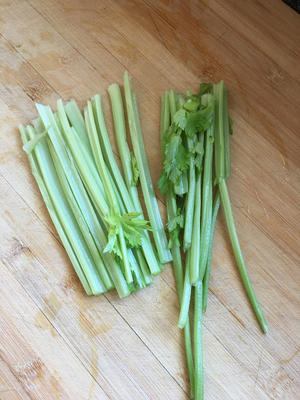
[219,179,268,333]
[106,86,161,275]
[197,94,215,283]
[19,125,93,296]
[223,87,231,180]
[92,93,135,211]
[214,81,268,333]
[190,134,204,284]
[202,190,220,312]
[124,71,172,264]
[85,102,133,284]
[194,282,204,400]
[64,99,91,153]
[178,250,192,329]
[183,143,196,252]
[160,91,170,148]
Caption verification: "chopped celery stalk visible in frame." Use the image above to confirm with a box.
[219,179,268,333]
[198,94,214,283]
[194,282,204,400]
[108,84,161,275]
[85,103,133,284]
[215,81,268,333]
[214,82,225,181]
[190,135,204,284]
[203,190,220,312]
[64,99,91,153]
[223,87,231,180]
[178,250,192,329]
[183,155,196,251]
[124,71,172,264]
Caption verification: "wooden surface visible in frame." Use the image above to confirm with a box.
[0,0,299,399]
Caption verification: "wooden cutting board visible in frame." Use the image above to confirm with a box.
[0,1,299,399]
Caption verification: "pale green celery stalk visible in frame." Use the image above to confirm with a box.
[19,125,92,296]
[167,195,195,395]
[219,180,268,333]
[42,103,130,298]
[160,93,194,396]
[25,123,105,295]
[64,99,91,152]
[49,142,113,290]
[160,91,170,148]
[169,89,177,120]
[85,102,133,284]
[194,282,204,400]
[215,81,268,333]
[178,250,192,328]
[190,134,204,284]
[202,190,220,312]
[168,89,188,196]
[92,93,135,211]
[183,139,196,252]
[124,71,172,264]
[135,249,153,285]
[107,175,148,289]
[85,103,143,289]
[107,176,147,289]
[198,94,214,283]
[101,88,161,275]
[223,87,231,180]
[57,103,108,215]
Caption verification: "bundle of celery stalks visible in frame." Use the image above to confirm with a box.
[20,72,171,298]
[159,81,268,399]
[20,73,267,400]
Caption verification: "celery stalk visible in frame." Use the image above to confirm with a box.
[124,71,172,264]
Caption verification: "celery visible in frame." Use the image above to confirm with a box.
[214,81,268,333]
[124,71,172,264]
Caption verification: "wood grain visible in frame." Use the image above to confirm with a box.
[0,0,299,399]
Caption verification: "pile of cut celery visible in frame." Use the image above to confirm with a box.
[20,72,171,297]
[159,82,268,399]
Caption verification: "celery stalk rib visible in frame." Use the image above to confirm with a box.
[107,85,161,275]
[202,190,220,312]
[194,282,204,400]
[219,180,268,333]
[124,71,172,264]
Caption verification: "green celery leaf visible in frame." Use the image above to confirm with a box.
[183,99,200,112]
[173,108,187,129]
[199,83,213,96]
[185,101,214,137]
[158,171,170,194]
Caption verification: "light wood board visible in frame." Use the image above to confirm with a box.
[0,0,299,399]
